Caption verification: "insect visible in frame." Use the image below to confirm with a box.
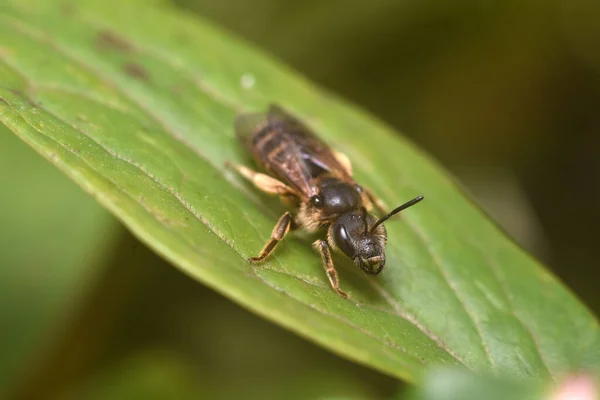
[230,104,423,298]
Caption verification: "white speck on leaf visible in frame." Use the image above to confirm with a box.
[240,73,255,89]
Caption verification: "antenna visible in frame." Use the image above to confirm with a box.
[370,195,424,232]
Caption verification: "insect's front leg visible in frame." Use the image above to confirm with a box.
[362,188,388,216]
[313,239,348,299]
[332,151,387,215]
[333,150,353,176]
[249,212,297,263]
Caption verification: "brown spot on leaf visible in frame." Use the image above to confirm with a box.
[123,62,150,81]
[174,32,191,44]
[60,2,75,16]
[96,30,134,53]
[8,89,38,107]
[171,83,184,94]
[9,88,24,97]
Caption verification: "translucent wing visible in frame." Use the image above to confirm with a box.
[266,105,353,179]
[235,105,353,198]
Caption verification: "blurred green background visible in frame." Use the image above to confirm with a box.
[2,0,600,398]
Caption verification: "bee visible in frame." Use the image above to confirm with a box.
[230,104,423,298]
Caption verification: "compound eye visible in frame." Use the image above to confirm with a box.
[333,224,355,259]
[310,195,323,208]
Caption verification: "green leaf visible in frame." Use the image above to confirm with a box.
[0,124,117,394]
[400,368,546,400]
[1,0,599,382]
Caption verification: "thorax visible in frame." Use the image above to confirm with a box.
[298,177,363,232]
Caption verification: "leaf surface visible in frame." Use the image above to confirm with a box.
[400,368,546,400]
[1,0,599,382]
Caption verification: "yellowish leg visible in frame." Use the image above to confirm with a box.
[228,163,296,196]
[313,239,348,299]
[364,189,388,215]
[249,212,296,263]
[333,150,353,176]
[331,152,387,215]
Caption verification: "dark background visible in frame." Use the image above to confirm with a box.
[2,1,599,399]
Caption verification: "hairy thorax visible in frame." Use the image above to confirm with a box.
[297,177,363,232]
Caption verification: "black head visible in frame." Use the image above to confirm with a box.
[330,210,387,275]
[328,196,424,275]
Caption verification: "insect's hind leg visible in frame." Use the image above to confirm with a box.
[313,239,348,299]
[227,163,296,196]
[249,212,297,263]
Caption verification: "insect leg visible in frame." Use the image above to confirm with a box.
[249,212,297,263]
[312,239,348,299]
[363,188,388,216]
[333,151,353,176]
[330,153,387,215]
[228,163,296,196]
